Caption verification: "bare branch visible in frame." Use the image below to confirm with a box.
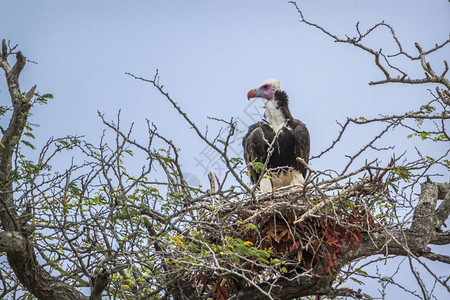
[288,2,450,89]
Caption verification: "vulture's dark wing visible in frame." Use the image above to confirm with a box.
[242,122,275,184]
[243,120,310,184]
[291,119,310,177]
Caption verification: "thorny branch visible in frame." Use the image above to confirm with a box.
[289,1,450,89]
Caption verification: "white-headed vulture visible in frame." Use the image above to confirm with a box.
[243,79,310,192]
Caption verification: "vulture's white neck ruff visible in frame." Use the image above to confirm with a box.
[265,100,287,133]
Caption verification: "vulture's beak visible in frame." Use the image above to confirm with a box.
[247,89,258,100]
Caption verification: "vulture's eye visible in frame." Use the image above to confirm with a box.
[262,85,269,89]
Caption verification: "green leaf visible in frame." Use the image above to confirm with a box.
[433,134,447,141]
[270,258,282,265]
[21,140,36,150]
[356,269,369,276]
[249,161,264,173]
[421,104,435,113]
[350,277,365,285]
[33,93,54,105]
[23,132,35,139]
[420,132,430,140]
[392,166,411,181]
[444,159,450,168]
[230,157,243,167]
[243,223,257,231]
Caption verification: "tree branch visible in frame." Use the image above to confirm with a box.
[411,182,440,239]
[288,2,450,89]
[0,231,87,299]
[90,269,109,300]
[435,184,450,229]
[0,39,90,300]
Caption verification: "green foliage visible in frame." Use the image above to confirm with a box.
[110,267,162,300]
[32,92,54,105]
[433,134,447,141]
[230,157,243,168]
[243,222,257,231]
[0,105,8,116]
[407,131,448,141]
[20,140,36,150]
[249,161,264,173]
[391,166,412,181]
[17,159,51,181]
[444,159,450,169]
[169,230,274,273]
[420,104,435,114]
[222,236,272,264]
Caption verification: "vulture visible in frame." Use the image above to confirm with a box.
[243,79,310,192]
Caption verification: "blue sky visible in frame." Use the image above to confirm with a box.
[1,1,448,175]
[1,0,449,297]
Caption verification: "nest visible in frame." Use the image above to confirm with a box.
[184,185,381,299]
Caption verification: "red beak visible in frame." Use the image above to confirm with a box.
[247,89,257,100]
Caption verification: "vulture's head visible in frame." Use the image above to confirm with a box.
[247,79,281,100]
